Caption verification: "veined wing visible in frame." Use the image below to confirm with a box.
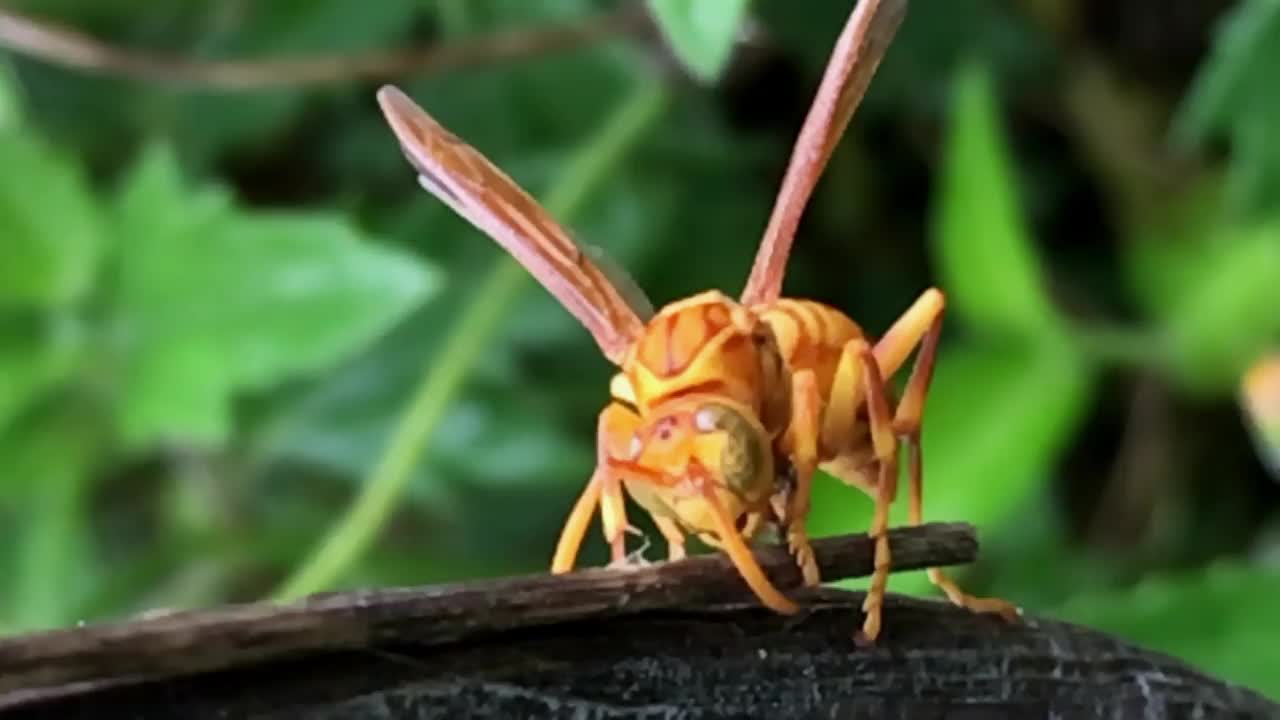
[739,0,907,306]
[583,243,655,321]
[377,85,648,364]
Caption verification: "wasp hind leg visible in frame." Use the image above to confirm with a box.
[885,296,1021,624]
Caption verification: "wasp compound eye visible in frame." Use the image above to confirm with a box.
[692,403,766,495]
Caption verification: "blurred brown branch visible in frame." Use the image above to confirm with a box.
[0,5,647,91]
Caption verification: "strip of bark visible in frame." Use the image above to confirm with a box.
[4,591,1276,718]
[0,521,975,703]
[1,521,1273,717]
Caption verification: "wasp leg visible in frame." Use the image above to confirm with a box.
[783,369,823,587]
[873,288,944,378]
[885,294,1021,624]
[608,526,653,569]
[739,511,767,541]
[551,402,640,573]
[551,472,602,574]
[815,337,896,644]
[694,508,768,551]
[652,514,687,562]
[695,475,800,615]
[856,347,899,646]
[695,531,724,551]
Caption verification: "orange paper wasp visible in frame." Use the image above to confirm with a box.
[377,0,1019,643]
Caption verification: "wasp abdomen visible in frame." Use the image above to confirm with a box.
[756,299,863,390]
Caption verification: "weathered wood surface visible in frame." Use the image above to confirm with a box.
[0,522,1274,718]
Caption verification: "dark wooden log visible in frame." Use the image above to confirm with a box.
[0,522,1274,718]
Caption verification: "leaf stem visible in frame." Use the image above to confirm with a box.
[0,6,645,90]
[272,77,667,601]
[1074,325,1170,372]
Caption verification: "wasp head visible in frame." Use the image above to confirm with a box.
[608,394,776,536]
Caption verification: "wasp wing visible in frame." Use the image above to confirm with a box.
[582,243,655,321]
[739,0,907,306]
[377,85,648,364]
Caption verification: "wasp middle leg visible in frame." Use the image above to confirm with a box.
[779,369,824,587]
[809,332,899,643]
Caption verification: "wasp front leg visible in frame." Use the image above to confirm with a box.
[693,510,765,552]
[551,402,641,573]
[690,471,800,615]
[881,292,1021,624]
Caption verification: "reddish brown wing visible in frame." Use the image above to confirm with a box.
[376,85,647,365]
[739,0,908,306]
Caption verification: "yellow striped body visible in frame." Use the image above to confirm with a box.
[753,298,865,411]
[608,291,869,537]
[618,293,863,422]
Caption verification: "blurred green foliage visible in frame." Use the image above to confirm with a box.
[647,0,750,81]
[1173,0,1280,216]
[0,0,1277,701]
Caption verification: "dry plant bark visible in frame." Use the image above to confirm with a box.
[0,522,1273,718]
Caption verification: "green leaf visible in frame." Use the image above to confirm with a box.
[977,497,1117,611]
[756,0,1049,111]
[932,62,1061,342]
[806,337,1093,595]
[110,145,440,448]
[1054,564,1280,700]
[260,361,590,506]
[253,164,670,510]
[0,129,103,310]
[0,407,100,631]
[1172,0,1280,143]
[1173,0,1280,215]
[249,306,456,508]
[0,60,24,130]
[1159,220,1280,392]
[648,0,750,82]
[1122,179,1227,320]
[118,338,233,446]
[1123,179,1280,390]
[0,315,83,437]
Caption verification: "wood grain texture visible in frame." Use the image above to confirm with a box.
[3,592,1276,719]
[0,522,1274,718]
